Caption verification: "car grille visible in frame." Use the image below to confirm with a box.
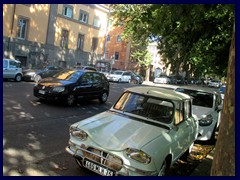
[37,84,52,91]
[81,145,123,171]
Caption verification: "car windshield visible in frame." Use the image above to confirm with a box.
[113,92,174,124]
[113,71,123,75]
[53,69,84,82]
[176,89,213,108]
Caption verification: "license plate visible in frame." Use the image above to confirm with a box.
[84,159,115,176]
[39,90,45,94]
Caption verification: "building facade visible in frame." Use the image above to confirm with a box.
[104,25,131,71]
[3,4,109,69]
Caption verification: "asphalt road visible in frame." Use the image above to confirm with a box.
[3,80,214,176]
[3,80,137,176]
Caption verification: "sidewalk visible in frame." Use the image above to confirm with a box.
[191,148,215,176]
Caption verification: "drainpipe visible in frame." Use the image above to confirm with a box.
[103,6,110,60]
[7,4,16,54]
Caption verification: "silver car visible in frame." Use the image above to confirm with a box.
[107,70,132,83]
[3,59,22,82]
[176,86,223,142]
[66,86,198,176]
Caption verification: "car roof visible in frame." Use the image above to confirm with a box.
[125,86,191,101]
[176,85,220,94]
[3,59,21,63]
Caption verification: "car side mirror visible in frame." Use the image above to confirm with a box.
[217,105,222,112]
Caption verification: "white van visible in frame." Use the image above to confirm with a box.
[3,59,23,82]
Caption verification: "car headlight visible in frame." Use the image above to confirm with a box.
[70,127,88,141]
[52,87,65,92]
[199,114,213,126]
[125,148,151,164]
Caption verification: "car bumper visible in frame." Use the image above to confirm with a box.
[22,75,35,81]
[33,89,68,101]
[65,142,157,176]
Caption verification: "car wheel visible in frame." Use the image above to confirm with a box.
[35,75,42,83]
[66,93,76,106]
[99,92,108,104]
[15,74,22,82]
[118,78,121,83]
[158,159,169,176]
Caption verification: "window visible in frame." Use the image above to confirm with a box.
[184,100,191,119]
[63,5,73,18]
[115,52,119,60]
[107,35,110,41]
[17,18,28,39]
[79,10,89,23]
[92,37,98,52]
[93,16,100,28]
[117,35,121,42]
[77,34,84,50]
[175,102,184,125]
[60,29,69,49]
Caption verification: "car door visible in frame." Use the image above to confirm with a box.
[91,72,103,98]
[75,72,94,100]
[122,72,131,82]
[3,60,9,78]
[170,101,192,161]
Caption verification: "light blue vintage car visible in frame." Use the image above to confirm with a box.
[66,86,198,176]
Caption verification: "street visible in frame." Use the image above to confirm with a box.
[3,80,136,176]
[3,81,214,176]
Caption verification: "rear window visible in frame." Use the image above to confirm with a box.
[176,89,213,108]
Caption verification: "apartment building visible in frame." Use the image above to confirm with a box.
[3,4,109,68]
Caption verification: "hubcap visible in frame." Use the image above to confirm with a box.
[102,93,108,102]
[67,94,75,105]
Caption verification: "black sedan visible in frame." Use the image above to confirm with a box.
[33,69,110,106]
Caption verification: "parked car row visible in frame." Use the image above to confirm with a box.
[4,58,223,176]
[154,75,186,85]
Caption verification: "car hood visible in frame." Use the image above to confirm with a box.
[75,111,168,151]
[39,77,74,86]
[192,105,213,120]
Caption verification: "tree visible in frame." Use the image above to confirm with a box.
[110,4,234,78]
[210,23,235,176]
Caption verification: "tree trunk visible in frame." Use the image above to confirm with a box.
[210,23,235,176]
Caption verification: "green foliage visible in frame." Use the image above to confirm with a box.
[110,4,234,78]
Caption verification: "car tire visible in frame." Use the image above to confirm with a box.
[15,74,22,82]
[99,91,108,104]
[35,75,42,83]
[118,78,121,83]
[158,159,169,176]
[66,93,76,106]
